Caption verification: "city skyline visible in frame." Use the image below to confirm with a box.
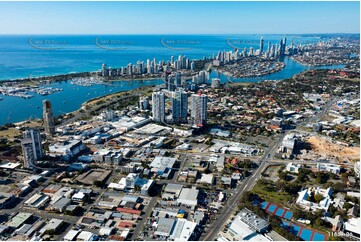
[0,2,359,242]
[0,1,359,35]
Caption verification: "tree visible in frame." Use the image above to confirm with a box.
[332,182,346,193]
[316,173,329,184]
[315,217,325,227]
[292,208,304,220]
[269,214,282,229]
[284,183,302,195]
[345,195,359,204]
[276,180,286,192]
[279,171,288,181]
[297,169,308,182]
[307,191,316,202]
[343,202,353,210]
[238,159,254,169]
[314,194,324,203]
[341,172,349,182]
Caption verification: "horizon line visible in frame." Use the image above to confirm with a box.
[0,32,360,36]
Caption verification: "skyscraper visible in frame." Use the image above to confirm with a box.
[194,70,209,85]
[43,100,55,136]
[101,63,108,77]
[21,129,43,169]
[190,61,196,71]
[168,74,176,91]
[280,37,287,56]
[186,58,190,69]
[127,63,133,75]
[175,72,182,88]
[191,94,208,126]
[137,61,144,74]
[163,71,171,89]
[274,44,278,58]
[171,56,174,64]
[260,37,264,53]
[171,90,188,123]
[152,92,166,123]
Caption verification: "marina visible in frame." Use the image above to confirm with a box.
[70,77,105,86]
[0,86,63,99]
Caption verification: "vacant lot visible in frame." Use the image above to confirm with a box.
[307,136,360,161]
[262,165,281,182]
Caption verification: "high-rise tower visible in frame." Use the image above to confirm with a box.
[191,94,208,126]
[152,92,166,123]
[21,129,43,169]
[43,100,55,136]
[171,90,188,123]
[260,37,264,53]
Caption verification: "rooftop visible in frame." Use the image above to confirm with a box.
[238,208,269,232]
[150,156,176,169]
[7,213,32,228]
[155,218,176,237]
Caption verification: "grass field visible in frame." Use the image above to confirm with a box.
[0,128,21,140]
[252,179,294,204]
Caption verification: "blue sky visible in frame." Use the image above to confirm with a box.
[0,1,359,34]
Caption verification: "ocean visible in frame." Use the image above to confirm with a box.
[0,34,343,125]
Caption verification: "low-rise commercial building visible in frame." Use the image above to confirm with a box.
[177,187,199,207]
[49,139,86,160]
[316,162,341,175]
[162,183,183,200]
[24,193,50,209]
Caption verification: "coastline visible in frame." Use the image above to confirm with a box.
[0,71,164,85]
[0,56,350,126]
[0,58,288,85]
[5,62,352,128]
[0,59,210,84]
[11,84,156,128]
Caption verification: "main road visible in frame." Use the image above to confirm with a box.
[200,133,286,241]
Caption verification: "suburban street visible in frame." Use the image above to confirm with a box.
[130,196,158,240]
